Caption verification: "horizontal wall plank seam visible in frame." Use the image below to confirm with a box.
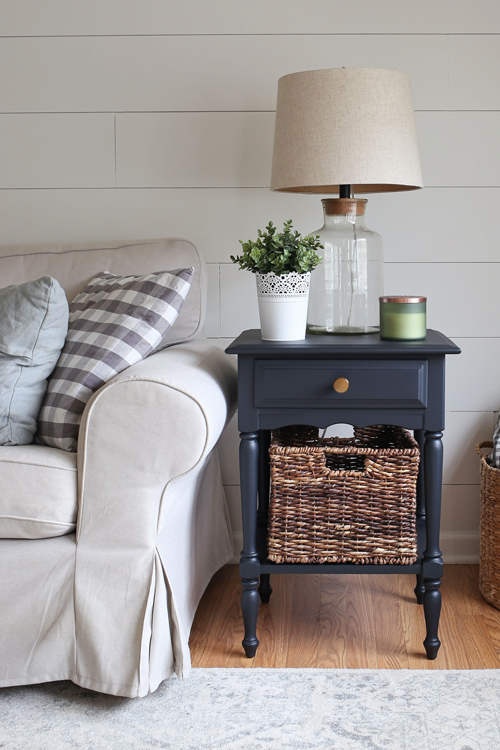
[1,186,498,190]
[1,33,500,38]
[385,261,500,264]
[3,111,500,115]
[3,187,500,192]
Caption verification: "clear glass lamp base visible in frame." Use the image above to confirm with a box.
[306,198,384,338]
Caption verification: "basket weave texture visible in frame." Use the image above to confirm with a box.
[268,425,420,565]
[477,441,500,610]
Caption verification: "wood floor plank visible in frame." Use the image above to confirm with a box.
[432,600,471,670]
[480,607,500,661]
[386,574,430,668]
[443,563,487,617]
[191,565,250,668]
[283,574,322,668]
[189,564,500,670]
[252,575,295,668]
[345,575,378,668]
[189,565,234,667]
[461,613,500,669]
[367,574,409,669]
[316,575,347,668]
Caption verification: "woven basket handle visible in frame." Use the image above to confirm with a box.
[476,441,493,457]
[323,453,368,477]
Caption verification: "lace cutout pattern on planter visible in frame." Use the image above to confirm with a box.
[256,272,310,299]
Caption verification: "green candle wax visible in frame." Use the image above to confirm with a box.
[379,299,426,340]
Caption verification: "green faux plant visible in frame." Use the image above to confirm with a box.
[230,220,322,276]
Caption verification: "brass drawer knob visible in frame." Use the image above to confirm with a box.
[333,377,350,394]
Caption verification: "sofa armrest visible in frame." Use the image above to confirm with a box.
[76,339,237,536]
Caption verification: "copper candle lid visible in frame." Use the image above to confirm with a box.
[379,296,426,304]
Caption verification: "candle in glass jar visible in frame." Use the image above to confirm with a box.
[379,296,427,340]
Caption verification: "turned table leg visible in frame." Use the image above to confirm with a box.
[422,430,444,660]
[414,429,426,605]
[239,431,260,658]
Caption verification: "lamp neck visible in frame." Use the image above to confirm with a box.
[321,198,367,227]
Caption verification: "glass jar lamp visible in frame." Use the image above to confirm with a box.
[307,198,384,335]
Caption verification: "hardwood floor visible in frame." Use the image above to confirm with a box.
[189,564,500,669]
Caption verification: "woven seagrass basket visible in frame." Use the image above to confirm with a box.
[267,424,420,565]
[477,441,500,610]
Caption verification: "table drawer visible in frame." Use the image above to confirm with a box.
[255,359,428,409]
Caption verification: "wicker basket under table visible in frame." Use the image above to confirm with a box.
[267,425,420,565]
[477,441,500,610]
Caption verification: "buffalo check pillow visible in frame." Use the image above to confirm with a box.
[37,267,194,452]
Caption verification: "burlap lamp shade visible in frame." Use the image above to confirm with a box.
[270,67,423,194]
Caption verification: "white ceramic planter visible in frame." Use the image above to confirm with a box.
[256,271,310,341]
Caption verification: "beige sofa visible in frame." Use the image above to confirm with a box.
[0,238,237,697]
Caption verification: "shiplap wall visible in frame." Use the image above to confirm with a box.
[2,0,499,562]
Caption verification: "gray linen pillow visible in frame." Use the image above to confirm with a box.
[37,267,194,452]
[0,276,69,445]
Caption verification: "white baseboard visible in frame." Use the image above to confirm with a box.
[230,531,480,566]
[440,532,479,564]
[230,532,242,564]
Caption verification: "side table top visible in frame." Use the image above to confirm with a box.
[226,329,461,357]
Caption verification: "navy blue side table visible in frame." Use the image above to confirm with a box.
[226,329,461,660]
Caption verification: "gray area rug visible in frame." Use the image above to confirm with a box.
[1,668,499,749]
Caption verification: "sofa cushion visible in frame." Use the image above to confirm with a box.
[0,276,69,446]
[0,444,77,538]
[37,267,194,452]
